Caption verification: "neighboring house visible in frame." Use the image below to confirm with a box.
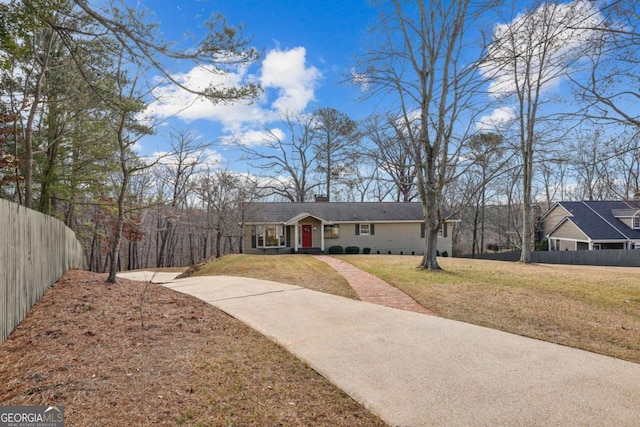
[542,200,640,251]
[242,201,459,255]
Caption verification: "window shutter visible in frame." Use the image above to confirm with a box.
[370,224,375,235]
[443,223,448,238]
[285,226,291,247]
[421,223,425,238]
[355,224,360,235]
[251,226,257,248]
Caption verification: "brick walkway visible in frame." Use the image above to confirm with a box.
[314,255,435,315]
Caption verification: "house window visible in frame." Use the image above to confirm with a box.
[324,224,340,238]
[355,224,374,235]
[634,215,640,230]
[255,225,285,248]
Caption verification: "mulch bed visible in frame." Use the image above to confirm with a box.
[0,270,385,426]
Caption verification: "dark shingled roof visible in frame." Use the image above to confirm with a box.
[555,201,640,240]
[244,202,456,223]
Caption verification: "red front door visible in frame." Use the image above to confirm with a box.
[301,224,313,248]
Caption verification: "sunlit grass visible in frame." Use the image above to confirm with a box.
[181,253,640,363]
[339,255,640,363]
[183,254,357,299]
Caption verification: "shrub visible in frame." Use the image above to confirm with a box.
[345,246,360,254]
[363,247,371,254]
[442,251,449,257]
[328,245,344,254]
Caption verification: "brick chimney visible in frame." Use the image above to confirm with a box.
[314,194,329,202]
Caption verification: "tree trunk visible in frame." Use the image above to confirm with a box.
[471,205,479,258]
[156,218,173,268]
[107,168,129,283]
[420,227,441,270]
[107,190,128,283]
[520,147,534,263]
[215,227,222,258]
[419,185,441,270]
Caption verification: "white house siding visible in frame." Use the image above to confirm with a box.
[244,221,455,255]
[327,222,453,255]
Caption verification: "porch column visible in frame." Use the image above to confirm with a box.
[321,222,325,252]
[294,224,299,252]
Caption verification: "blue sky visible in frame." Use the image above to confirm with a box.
[132,0,637,183]
[137,0,379,170]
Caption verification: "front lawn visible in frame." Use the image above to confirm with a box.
[179,254,358,299]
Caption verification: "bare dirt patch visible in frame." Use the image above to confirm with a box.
[0,270,385,426]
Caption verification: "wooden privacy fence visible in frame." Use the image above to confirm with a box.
[0,199,85,344]
[466,250,640,267]
[531,249,640,267]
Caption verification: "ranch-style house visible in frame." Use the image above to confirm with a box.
[241,201,459,255]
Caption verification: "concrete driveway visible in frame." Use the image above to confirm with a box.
[119,272,640,426]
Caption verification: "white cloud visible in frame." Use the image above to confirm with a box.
[143,64,261,125]
[260,47,321,113]
[481,0,604,99]
[219,128,285,147]
[475,106,516,132]
[350,68,369,92]
[144,47,322,139]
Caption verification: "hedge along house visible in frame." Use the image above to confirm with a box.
[241,201,460,255]
[542,200,640,251]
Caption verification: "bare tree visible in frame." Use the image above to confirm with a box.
[154,128,208,267]
[361,114,418,202]
[468,132,504,256]
[196,169,260,257]
[358,0,492,269]
[571,0,639,130]
[241,111,321,202]
[481,0,602,262]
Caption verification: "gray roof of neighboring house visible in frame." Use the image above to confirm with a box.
[549,200,640,240]
[244,202,457,224]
